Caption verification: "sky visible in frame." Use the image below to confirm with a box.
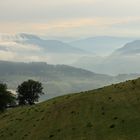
[0,0,140,37]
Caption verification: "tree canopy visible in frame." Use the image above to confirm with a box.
[0,83,15,111]
[17,80,44,105]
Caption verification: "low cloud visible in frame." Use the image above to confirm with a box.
[0,41,41,52]
[0,39,45,62]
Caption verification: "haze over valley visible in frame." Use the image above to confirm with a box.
[0,33,140,100]
[0,33,140,75]
[1,0,140,140]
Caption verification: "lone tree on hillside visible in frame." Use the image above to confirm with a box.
[17,80,44,105]
[0,83,16,111]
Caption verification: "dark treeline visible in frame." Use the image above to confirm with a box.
[0,61,95,76]
[0,79,44,112]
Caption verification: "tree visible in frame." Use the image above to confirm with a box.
[0,83,16,111]
[17,80,44,105]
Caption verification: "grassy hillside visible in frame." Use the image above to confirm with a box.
[0,78,140,140]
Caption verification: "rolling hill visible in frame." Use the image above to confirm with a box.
[0,61,114,100]
[0,78,140,140]
[1,61,140,101]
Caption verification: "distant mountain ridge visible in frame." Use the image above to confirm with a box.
[0,33,85,54]
[0,33,140,75]
[70,36,133,55]
[18,34,86,54]
[92,40,140,74]
[0,61,113,100]
[0,33,89,64]
[0,61,140,100]
[115,40,140,55]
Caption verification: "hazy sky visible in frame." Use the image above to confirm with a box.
[0,0,140,37]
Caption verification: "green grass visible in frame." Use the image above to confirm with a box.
[0,78,140,140]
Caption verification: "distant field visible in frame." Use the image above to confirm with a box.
[0,78,140,140]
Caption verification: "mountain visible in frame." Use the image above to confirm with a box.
[70,37,135,72]
[0,33,84,54]
[0,33,87,64]
[70,36,133,55]
[114,40,140,55]
[0,61,113,100]
[93,40,140,75]
[0,34,134,65]
[71,40,140,75]
[0,36,139,78]
[0,61,140,101]
[1,78,140,140]
[16,33,86,54]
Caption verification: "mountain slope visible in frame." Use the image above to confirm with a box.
[1,61,140,100]
[94,40,140,74]
[0,78,140,140]
[0,33,87,64]
[0,33,85,54]
[0,61,113,100]
[16,33,86,54]
[114,40,140,55]
[70,36,132,55]
[70,37,135,73]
